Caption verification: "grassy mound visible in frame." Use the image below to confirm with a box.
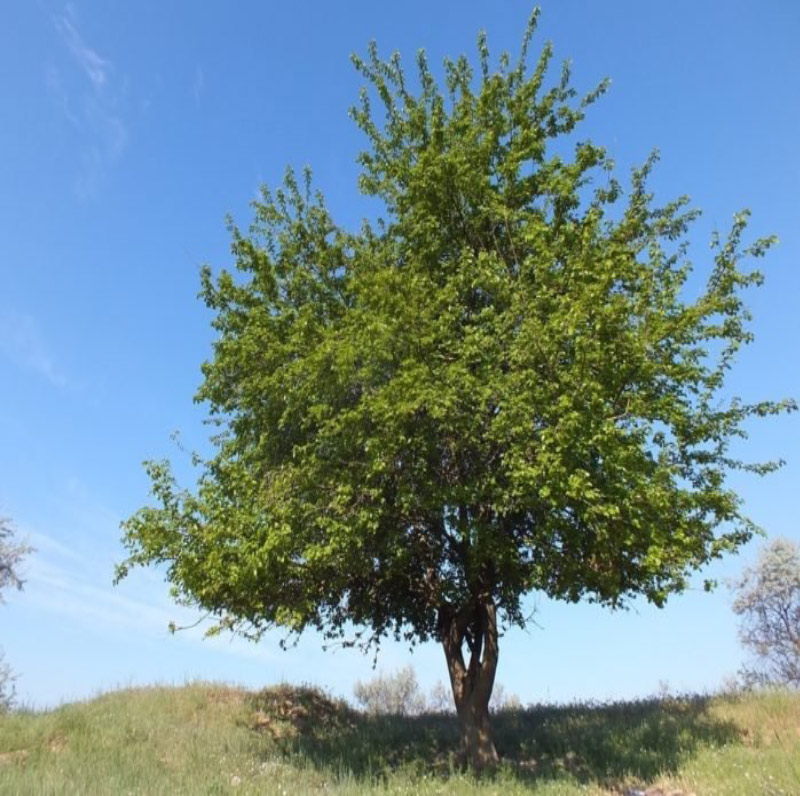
[0,682,797,794]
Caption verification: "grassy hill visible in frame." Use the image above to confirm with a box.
[0,683,797,795]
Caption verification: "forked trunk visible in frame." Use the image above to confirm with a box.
[455,682,498,770]
[440,598,500,770]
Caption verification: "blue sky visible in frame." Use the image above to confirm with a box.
[1,1,798,709]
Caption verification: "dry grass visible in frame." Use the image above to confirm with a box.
[0,682,797,794]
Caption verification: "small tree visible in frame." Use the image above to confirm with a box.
[353,665,427,715]
[118,10,794,768]
[731,538,800,687]
[428,680,455,714]
[0,517,33,711]
[488,682,522,713]
[354,666,519,715]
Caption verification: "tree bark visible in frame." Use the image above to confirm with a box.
[440,598,500,770]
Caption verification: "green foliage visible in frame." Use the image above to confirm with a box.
[118,10,794,655]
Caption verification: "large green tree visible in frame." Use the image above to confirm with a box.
[117,11,794,767]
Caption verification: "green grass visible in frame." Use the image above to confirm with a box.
[0,683,797,795]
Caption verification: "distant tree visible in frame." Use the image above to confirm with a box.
[355,666,519,716]
[488,682,522,713]
[731,538,800,687]
[0,656,14,714]
[353,665,427,716]
[0,517,33,711]
[117,10,795,768]
[427,680,455,714]
[0,518,31,599]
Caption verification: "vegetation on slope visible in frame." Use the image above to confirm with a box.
[0,683,797,795]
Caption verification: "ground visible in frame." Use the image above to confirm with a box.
[0,682,797,794]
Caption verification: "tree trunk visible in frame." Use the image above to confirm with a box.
[456,681,498,770]
[440,598,500,770]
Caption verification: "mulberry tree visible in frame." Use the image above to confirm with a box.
[118,11,794,767]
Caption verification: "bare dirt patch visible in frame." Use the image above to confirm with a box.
[0,749,28,766]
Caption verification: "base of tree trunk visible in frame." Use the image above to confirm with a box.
[440,599,501,771]
[459,707,499,770]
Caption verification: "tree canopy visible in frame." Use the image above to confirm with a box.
[731,537,800,687]
[1,516,33,711]
[0,517,32,604]
[117,10,794,765]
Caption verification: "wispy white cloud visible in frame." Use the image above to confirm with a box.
[45,65,79,125]
[193,64,204,105]
[26,530,84,568]
[0,309,66,388]
[28,556,178,635]
[49,6,130,199]
[53,12,111,91]
[25,528,279,665]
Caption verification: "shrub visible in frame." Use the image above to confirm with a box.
[0,649,15,713]
[353,665,427,716]
[354,666,521,716]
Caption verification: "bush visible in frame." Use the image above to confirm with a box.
[427,680,454,713]
[489,682,522,713]
[354,666,521,716]
[353,665,427,716]
[0,649,16,713]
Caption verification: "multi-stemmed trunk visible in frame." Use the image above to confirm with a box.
[439,598,500,770]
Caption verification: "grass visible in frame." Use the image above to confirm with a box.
[0,683,798,795]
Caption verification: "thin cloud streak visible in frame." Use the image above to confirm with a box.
[53,12,111,91]
[50,6,129,199]
[45,65,79,125]
[0,309,66,388]
[25,537,279,665]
